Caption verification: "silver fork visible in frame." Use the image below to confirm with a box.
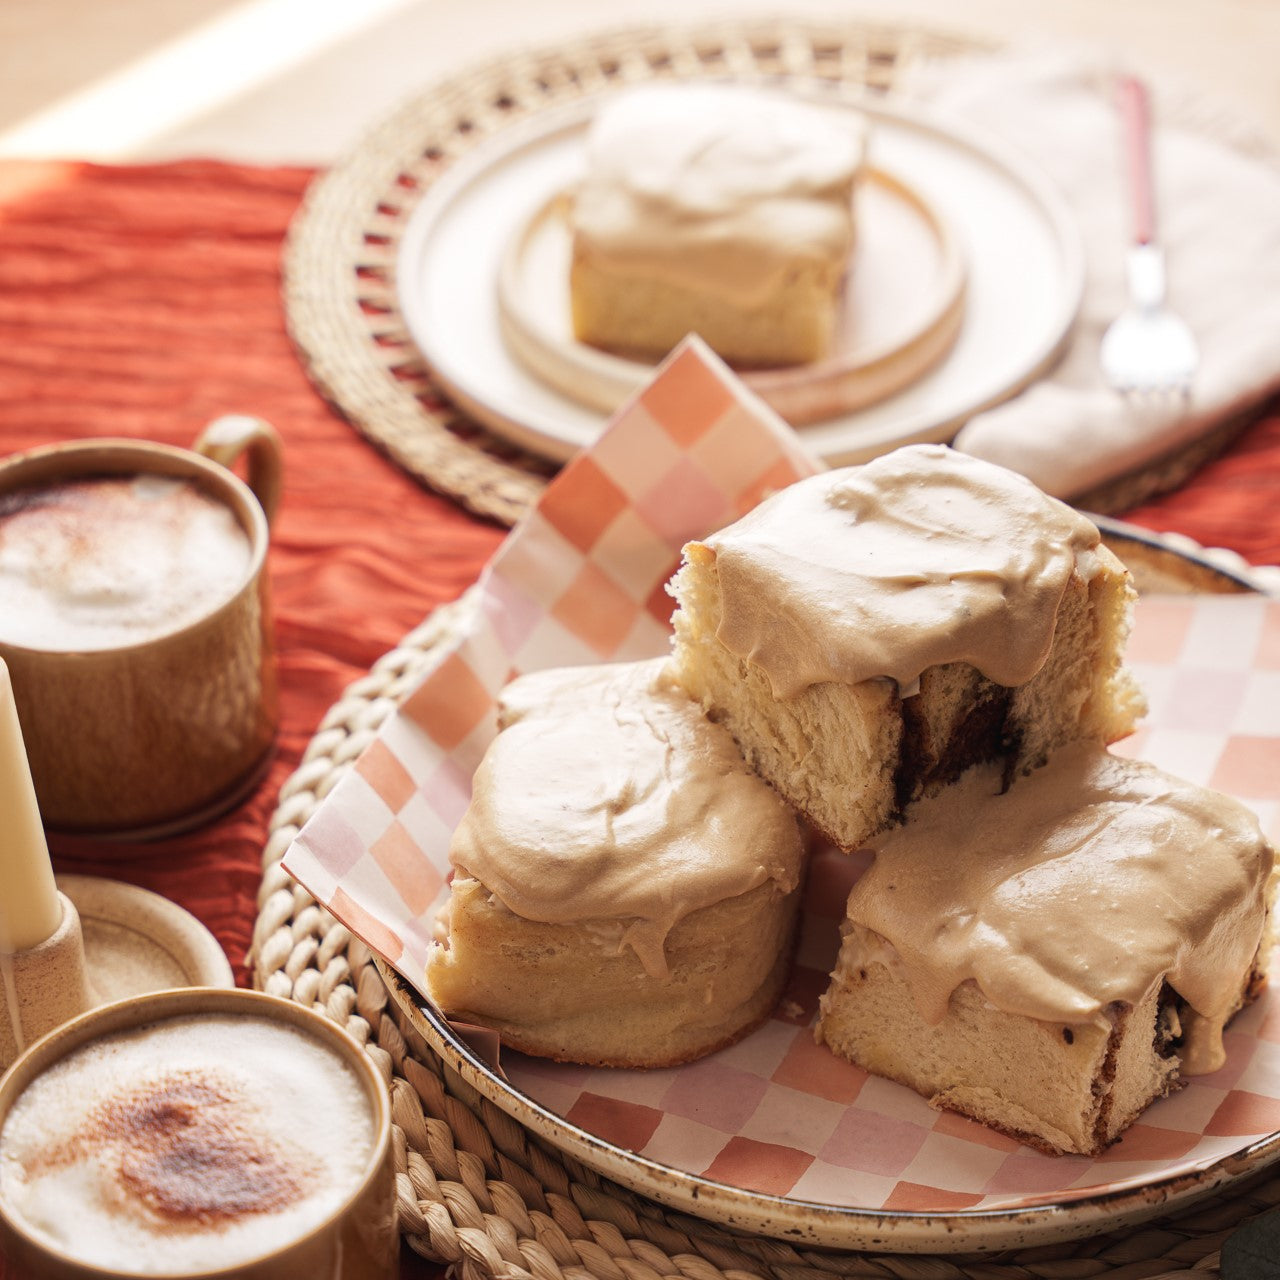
[1099,75,1199,400]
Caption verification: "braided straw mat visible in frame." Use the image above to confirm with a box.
[251,528,1280,1280]
[283,17,1257,528]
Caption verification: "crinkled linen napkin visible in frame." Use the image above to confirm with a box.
[907,48,1280,500]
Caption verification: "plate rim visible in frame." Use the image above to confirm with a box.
[394,86,1085,466]
[371,523,1278,1253]
[56,873,235,993]
[378,956,1280,1253]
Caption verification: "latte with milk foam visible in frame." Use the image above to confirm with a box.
[0,475,252,652]
[0,1013,376,1273]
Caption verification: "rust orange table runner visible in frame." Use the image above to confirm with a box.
[0,157,1278,1278]
[0,159,506,1280]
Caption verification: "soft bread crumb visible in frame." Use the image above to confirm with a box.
[669,541,1144,852]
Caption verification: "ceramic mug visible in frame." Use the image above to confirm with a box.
[0,987,399,1279]
[0,418,281,836]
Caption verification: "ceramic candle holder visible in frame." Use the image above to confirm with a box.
[0,894,92,1073]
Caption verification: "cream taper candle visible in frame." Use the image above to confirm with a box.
[0,659,61,954]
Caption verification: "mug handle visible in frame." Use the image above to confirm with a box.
[193,415,283,528]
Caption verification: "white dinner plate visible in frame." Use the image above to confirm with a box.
[395,88,1084,465]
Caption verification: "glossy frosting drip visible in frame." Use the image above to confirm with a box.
[571,84,863,305]
[702,444,1104,699]
[837,743,1274,1073]
[450,659,803,979]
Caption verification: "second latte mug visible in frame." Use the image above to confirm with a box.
[0,988,399,1279]
[0,417,282,837]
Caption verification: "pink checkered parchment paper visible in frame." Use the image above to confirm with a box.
[283,338,1280,1214]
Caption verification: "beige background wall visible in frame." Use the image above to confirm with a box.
[1,0,1277,164]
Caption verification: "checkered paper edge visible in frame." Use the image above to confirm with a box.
[282,337,821,972]
[281,354,1280,1212]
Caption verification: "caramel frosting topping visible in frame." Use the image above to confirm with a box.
[450,659,804,979]
[700,444,1105,699]
[571,84,864,306]
[837,743,1275,1073]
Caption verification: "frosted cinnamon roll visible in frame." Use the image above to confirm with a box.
[425,658,805,1068]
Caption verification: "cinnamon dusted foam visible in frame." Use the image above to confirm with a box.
[834,743,1275,1074]
[701,444,1106,699]
[0,1013,374,1273]
[0,475,252,652]
[448,658,803,979]
[571,83,864,308]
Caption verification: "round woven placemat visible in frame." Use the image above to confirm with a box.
[282,16,1265,528]
[282,17,999,529]
[251,536,1280,1280]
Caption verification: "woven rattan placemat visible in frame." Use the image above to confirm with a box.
[280,18,986,529]
[251,531,1280,1279]
[282,17,1265,528]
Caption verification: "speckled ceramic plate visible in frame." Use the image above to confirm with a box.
[371,533,1280,1251]
[379,952,1280,1253]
